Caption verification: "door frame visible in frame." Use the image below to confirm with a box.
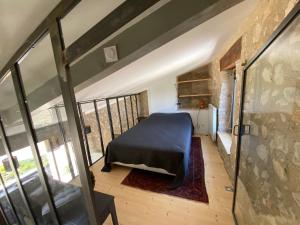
[232,2,300,224]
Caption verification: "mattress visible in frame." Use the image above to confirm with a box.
[102,113,193,188]
[113,162,176,176]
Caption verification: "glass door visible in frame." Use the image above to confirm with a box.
[233,9,300,225]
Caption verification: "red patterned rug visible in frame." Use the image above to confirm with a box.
[121,137,209,203]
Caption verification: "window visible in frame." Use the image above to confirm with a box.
[228,70,236,133]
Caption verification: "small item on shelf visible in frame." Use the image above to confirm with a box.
[199,99,206,109]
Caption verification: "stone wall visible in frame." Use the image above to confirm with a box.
[82,93,148,155]
[177,66,211,109]
[217,71,234,132]
[210,0,299,104]
[138,91,149,117]
[209,0,299,177]
[208,0,300,224]
[216,135,234,179]
[82,103,111,153]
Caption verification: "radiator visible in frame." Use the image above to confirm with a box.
[208,104,218,142]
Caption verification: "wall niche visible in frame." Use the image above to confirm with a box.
[177,66,212,109]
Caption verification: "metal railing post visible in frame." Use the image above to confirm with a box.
[116,98,123,134]
[106,99,115,140]
[93,100,105,156]
[124,97,129,130]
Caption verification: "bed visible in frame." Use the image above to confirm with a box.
[101,113,193,188]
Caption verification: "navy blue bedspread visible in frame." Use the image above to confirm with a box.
[102,113,193,188]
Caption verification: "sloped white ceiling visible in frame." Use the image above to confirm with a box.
[75,0,258,101]
[0,0,60,69]
[0,0,128,70]
[0,0,126,110]
[0,0,258,111]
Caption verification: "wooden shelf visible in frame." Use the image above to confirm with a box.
[177,78,211,84]
[179,94,212,98]
[179,107,209,110]
[177,71,211,108]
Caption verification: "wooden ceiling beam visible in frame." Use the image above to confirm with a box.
[65,0,160,64]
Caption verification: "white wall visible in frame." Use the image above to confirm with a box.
[147,75,209,134]
[148,76,178,113]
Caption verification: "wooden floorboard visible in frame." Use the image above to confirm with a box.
[91,135,234,225]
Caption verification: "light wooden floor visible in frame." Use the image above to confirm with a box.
[91,135,234,225]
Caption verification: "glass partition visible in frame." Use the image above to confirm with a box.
[0,0,137,223]
[0,72,56,225]
[18,33,89,225]
[234,12,300,225]
[0,174,18,225]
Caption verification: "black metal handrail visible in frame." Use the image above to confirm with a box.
[59,93,139,166]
